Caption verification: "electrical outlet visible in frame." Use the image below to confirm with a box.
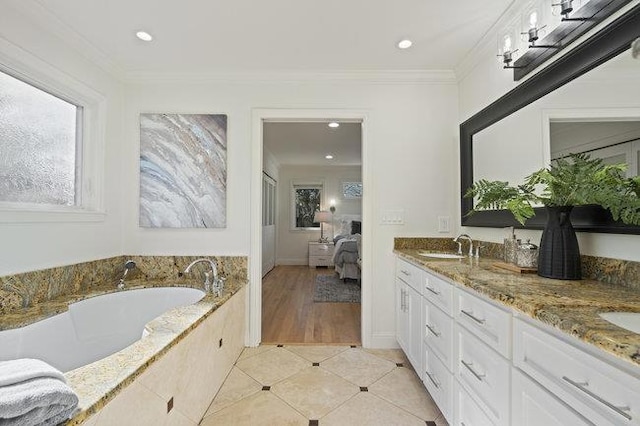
[438,216,450,233]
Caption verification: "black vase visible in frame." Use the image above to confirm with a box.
[537,206,582,280]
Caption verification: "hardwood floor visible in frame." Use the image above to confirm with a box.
[261,265,361,345]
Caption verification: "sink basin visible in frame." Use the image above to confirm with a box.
[417,251,465,259]
[599,312,640,334]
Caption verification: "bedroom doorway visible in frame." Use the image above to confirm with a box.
[258,117,363,345]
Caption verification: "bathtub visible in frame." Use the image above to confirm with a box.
[0,287,205,373]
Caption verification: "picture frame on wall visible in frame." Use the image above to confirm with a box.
[139,113,227,228]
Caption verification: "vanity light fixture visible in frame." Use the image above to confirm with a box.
[397,39,413,49]
[497,33,523,69]
[325,154,334,159]
[135,31,153,41]
[552,0,589,21]
[328,121,340,128]
[521,9,556,48]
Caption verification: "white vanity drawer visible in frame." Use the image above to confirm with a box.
[514,318,640,426]
[512,368,594,426]
[455,287,511,358]
[424,342,453,424]
[423,270,454,316]
[455,380,496,426]
[456,325,510,426]
[396,259,424,294]
[424,298,454,371]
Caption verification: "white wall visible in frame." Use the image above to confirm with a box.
[276,165,361,265]
[457,2,640,262]
[122,76,459,346]
[0,5,124,275]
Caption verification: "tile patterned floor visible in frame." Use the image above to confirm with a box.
[200,345,449,426]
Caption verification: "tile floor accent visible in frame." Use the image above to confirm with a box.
[200,345,448,426]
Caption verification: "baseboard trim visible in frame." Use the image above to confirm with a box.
[276,258,308,266]
[368,332,399,349]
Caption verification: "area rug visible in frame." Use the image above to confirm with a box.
[313,274,361,303]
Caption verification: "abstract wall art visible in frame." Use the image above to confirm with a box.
[139,113,227,228]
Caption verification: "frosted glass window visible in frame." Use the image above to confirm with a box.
[0,70,80,206]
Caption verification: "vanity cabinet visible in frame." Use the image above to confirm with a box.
[395,254,640,426]
[395,259,424,376]
[514,317,640,425]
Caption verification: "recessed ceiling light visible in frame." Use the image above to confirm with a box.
[398,39,413,49]
[328,122,340,128]
[136,31,153,42]
[325,154,334,159]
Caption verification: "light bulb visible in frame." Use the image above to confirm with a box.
[530,11,538,28]
[504,35,512,52]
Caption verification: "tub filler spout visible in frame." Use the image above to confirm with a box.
[183,258,223,295]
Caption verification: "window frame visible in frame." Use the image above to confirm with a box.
[290,180,324,231]
[0,45,106,223]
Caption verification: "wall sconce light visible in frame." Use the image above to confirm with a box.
[633,38,640,59]
[522,7,558,49]
[497,32,522,69]
[329,199,336,214]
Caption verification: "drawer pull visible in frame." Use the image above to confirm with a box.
[426,324,441,337]
[461,309,486,324]
[401,270,411,276]
[562,376,632,421]
[461,360,485,381]
[425,371,440,389]
[425,285,440,295]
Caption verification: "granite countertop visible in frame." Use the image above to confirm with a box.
[394,249,640,368]
[0,277,246,425]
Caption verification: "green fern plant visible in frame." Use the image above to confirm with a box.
[465,153,640,225]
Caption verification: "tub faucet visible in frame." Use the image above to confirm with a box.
[118,260,136,290]
[184,258,223,295]
[453,234,474,257]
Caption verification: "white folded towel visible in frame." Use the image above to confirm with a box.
[0,359,78,426]
[0,377,78,425]
[0,359,66,388]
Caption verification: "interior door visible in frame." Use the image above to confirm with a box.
[262,173,277,277]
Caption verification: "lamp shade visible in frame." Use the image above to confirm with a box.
[313,211,332,223]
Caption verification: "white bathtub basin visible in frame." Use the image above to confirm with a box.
[599,312,640,334]
[417,251,465,259]
[0,287,205,372]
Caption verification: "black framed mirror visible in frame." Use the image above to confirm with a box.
[460,4,640,234]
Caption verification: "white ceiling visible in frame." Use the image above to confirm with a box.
[23,0,511,74]
[263,122,361,166]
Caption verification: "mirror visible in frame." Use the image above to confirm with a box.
[460,6,640,233]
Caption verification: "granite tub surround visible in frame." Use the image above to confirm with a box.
[0,255,247,322]
[394,247,640,368]
[63,279,247,425]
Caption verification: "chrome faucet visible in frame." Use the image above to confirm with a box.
[183,258,224,296]
[453,234,474,257]
[117,260,136,290]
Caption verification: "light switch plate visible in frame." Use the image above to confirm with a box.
[381,210,405,225]
[438,216,450,233]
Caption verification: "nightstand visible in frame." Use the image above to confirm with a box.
[309,241,335,267]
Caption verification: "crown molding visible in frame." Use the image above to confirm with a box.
[122,69,458,85]
[454,0,527,83]
[9,1,125,80]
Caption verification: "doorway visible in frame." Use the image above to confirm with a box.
[249,109,371,347]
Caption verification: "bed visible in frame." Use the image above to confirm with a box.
[332,216,362,281]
